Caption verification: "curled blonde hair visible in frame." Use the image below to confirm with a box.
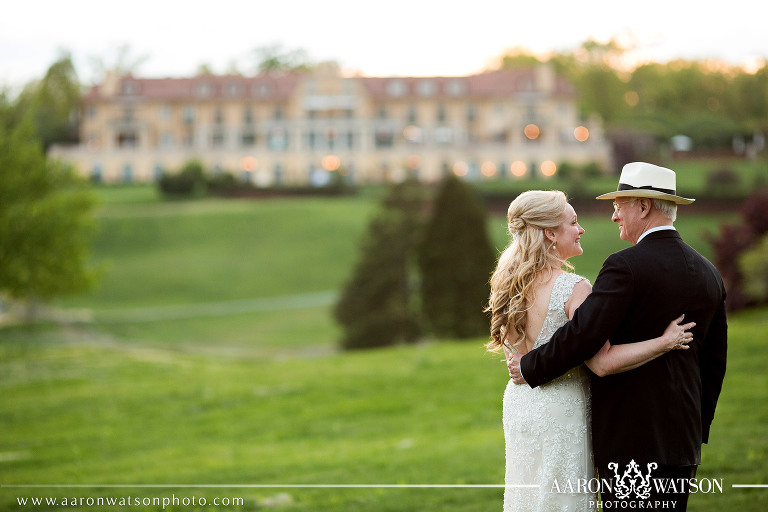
[486,190,573,353]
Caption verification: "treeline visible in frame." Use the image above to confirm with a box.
[498,41,768,153]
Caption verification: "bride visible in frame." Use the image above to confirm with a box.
[486,191,694,512]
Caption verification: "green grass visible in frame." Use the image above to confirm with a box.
[1,185,764,511]
[1,310,766,511]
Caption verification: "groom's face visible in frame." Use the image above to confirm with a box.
[612,196,641,243]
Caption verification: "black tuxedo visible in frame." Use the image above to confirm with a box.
[520,229,727,467]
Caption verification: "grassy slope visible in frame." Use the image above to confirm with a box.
[1,185,764,511]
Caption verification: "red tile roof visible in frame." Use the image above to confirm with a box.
[84,73,302,102]
[359,70,577,99]
[83,68,576,103]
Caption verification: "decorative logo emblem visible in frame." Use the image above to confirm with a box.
[608,459,657,500]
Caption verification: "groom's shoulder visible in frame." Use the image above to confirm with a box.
[599,245,647,274]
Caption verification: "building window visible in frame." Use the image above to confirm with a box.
[123,164,133,183]
[434,127,453,144]
[123,107,134,122]
[377,105,387,119]
[526,106,538,122]
[160,104,172,120]
[117,131,138,148]
[254,83,273,97]
[446,79,466,96]
[214,107,224,124]
[273,107,283,120]
[325,127,336,150]
[243,106,254,124]
[86,133,100,151]
[407,105,418,124]
[274,163,284,186]
[153,165,164,182]
[417,79,436,97]
[160,132,174,148]
[212,130,225,147]
[121,81,138,95]
[183,105,195,124]
[196,83,214,97]
[466,105,476,122]
[437,104,447,123]
[226,83,242,96]
[91,165,102,183]
[387,79,407,97]
[241,131,256,147]
[268,128,288,151]
[306,131,317,149]
[375,128,394,148]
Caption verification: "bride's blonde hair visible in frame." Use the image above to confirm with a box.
[486,190,572,353]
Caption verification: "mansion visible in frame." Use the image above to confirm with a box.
[51,62,611,186]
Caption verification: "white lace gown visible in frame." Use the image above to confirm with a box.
[503,272,595,512]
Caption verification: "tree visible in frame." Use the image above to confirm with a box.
[334,179,425,350]
[252,44,313,73]
[0,111,98,319]
[417,176,496,339]
[13,52,81,150]
[87,42,148,82]
[496,48,542,70]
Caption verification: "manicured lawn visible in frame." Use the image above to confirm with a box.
[1,309,765,511]
[1,185,763,511]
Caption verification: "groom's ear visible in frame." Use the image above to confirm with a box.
[639,199,651,218]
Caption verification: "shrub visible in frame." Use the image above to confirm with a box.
[207,172,243,196]
[705,168,742,197]
[739,234,768,303]
[707,188,768,310]
[158,160,207,197]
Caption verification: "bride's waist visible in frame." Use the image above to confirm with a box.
[505,367,589,394]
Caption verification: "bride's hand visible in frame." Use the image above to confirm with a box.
[662,314,696,352]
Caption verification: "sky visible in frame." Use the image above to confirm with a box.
[2,0,767,89]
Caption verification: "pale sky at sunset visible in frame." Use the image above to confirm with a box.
[2,0,766,88]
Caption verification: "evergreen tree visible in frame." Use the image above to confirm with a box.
[418,176,496,339]
[334,179,424,350]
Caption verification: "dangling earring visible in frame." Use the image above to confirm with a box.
[553,241,557,251]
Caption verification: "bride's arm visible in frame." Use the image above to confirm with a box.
[564,280,695,377]
[584,315,694,377]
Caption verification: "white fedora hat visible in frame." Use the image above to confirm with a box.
[596,162,695,204]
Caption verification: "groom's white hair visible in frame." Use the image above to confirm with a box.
[652,198,677,221]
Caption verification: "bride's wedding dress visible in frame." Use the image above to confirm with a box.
[503,272,595,512]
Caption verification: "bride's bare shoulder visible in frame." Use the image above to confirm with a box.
[565,278,592,319]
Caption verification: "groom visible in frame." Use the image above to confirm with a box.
[508,162,728,511]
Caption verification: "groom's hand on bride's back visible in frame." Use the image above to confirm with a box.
[508,353,527,384]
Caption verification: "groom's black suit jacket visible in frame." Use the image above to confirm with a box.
[520,229,727,467]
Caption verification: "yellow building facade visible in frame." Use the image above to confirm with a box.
[51,63,611,185]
